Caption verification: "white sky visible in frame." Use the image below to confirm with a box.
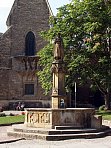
[0,0,70,33]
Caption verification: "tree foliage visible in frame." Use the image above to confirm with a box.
[38,0,111,109]
[37,44,53,94]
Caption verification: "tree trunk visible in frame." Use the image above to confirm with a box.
[104,93,110,110]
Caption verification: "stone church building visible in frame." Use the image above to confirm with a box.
[0,0,52,108]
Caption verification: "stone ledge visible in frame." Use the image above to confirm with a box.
[25,108,95,111]
[102,120,111,127]
[7,125,111,141]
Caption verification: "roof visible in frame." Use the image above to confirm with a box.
[6,0,53,27]
[6,0,18,26]
[45,0,53,16]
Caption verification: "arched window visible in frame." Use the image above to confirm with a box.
[25,31,35,56]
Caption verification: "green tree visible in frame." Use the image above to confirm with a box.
[38,0,111,110]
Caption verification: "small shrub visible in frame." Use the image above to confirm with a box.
[9,113,15,116]
[0,113,6,117]
[99,105,105,111]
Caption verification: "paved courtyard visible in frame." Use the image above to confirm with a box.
[0,136,111,148]
[0,125,111,148]
[1,99,111,147]
[0,118,111,148]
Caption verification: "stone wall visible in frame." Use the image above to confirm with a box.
[0,0,51,107]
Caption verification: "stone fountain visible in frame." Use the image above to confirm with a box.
[24,33,95,129]
[7,34,110,140]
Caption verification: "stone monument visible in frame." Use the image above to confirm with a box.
[23,34,98,129]
[51,33,66,108]
[8,34,109,141]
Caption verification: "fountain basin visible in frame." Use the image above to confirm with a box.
[25,108,96,129]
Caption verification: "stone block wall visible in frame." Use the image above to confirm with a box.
[0,0,51,107]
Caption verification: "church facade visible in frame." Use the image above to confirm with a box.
[0,0,52,108]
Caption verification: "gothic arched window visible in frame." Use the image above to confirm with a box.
[25,31,35,56]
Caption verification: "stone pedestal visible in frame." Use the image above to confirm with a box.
[51,60,67,109]
[51,34,67,109]
[52,95,67,108]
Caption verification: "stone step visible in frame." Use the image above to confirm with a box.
[55,125,109,131]
[55,126,83,130]
[7,128,111,141]
[7,131,46,140]
[7,124,111,141]
[46,130,111,141]
[12,124,109,135]
[47,130,111,141]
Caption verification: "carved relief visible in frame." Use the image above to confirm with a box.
[22,57,38,70]
[52,88,58,94]
[27,112,51,124]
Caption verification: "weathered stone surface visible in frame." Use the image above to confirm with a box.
[51,34,67,109]
[7,123,110,141]
[0,0,51,107]
[25,108,95,129]
[91,115,102,129]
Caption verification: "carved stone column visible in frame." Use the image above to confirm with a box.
[51,34,67,109]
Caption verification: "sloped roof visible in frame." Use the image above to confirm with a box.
[6,0,18,26]
[45,0,53,16]
[6,0,53,27]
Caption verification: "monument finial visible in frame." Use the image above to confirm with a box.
[54,33,61,43]
[54,33,64,61]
